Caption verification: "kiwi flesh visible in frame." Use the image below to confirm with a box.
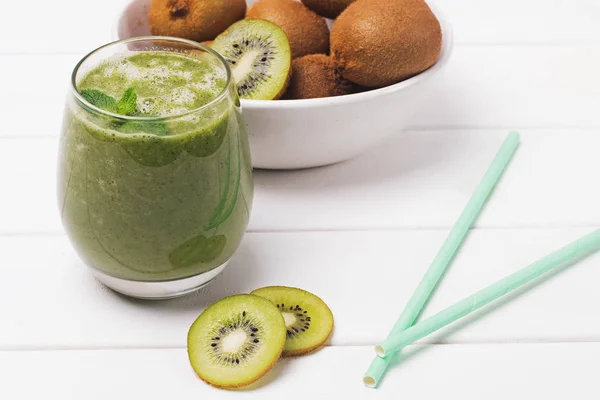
[212,19,292,100]
[187,294,286,389]
[331,0,442,87]
[284,54,353,100]
[301,0,355,19]
[251,286,334,357]
[148,0,246,42]
[247,0,330,59]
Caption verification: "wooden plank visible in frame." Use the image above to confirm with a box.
[444,0,600,45]
[252,128,600,231]
[0,55,81,138]
[410,44,600,129]
[0,0,124,54]
[3,127,600,234]
[2,0,600,54]
[2,229,600,349]
[1,344,597,398]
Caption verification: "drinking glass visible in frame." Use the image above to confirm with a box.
[57,37,253,299]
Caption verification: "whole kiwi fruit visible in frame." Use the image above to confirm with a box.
[301,0,355,19]
[148,0,246,42]
[331,0,442,87]
[247,0,330,59]
[284,54,353,100]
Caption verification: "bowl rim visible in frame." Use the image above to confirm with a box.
[243,1,453,109]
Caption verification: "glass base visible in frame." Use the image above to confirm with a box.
[90,262,229,300]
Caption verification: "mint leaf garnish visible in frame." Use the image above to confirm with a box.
[80,89,117,113]
[120,120,170,136]
[117,87,137,116]
[81,87,168,136]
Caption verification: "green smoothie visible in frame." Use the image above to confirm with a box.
[58,50,253,282]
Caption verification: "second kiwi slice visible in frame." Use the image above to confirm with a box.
[251,286,334,356]
[212,19,291,100]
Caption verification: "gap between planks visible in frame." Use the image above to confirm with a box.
[3,225,600,237]
[4,339,600,352]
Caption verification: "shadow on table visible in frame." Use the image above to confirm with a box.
[236,356,293,391]
[253,129,473,189]
[380,256,583,386]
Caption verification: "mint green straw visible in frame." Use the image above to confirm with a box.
[363,132,520,388]
[377,228,600,357]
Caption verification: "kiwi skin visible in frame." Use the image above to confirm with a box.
[301,0,355,19]
[283,331,331,357]
[331,0,442,88]
[274,73,292,101]
[148,0,246,42]
[194,348,283,389]
[284,54,353,100]
[195,346,284,390]
[247,0,330,59]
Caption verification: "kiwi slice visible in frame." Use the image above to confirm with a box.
[211,19,292,100]
[187,294,286,388]
[251,286,334,356]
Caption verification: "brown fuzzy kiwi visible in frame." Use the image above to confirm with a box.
[331,0,442,88]
[148,0,246,42]
[275,74,293,100]
[201,40,213,47]
[246,0,330,59]
[283,54,353,100]
[301,0,355,19]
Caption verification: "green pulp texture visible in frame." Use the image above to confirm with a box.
[58,51,253,281]
[78,52,227,118]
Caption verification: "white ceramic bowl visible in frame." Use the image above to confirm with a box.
[114,0,453,169]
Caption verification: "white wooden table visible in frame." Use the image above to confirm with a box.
[3,0,600,398]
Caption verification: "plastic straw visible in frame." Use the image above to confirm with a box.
[377,228,600,357]
[363,132,520,388]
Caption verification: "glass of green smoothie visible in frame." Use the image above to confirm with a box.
[58,37,253,299]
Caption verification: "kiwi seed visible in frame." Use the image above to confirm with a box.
[251,286,334,357]
[247,0,330,59]
[148,0,247,42]
[331,0,442,87]
[187,294,286,388]
[212,19,292,100]
[301,0,355,19]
